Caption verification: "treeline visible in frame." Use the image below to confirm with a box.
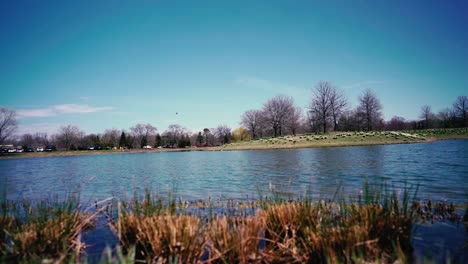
[13,124,189,150]
[240,82,467,138]
[7,123,244,151]
[0,83,467,150]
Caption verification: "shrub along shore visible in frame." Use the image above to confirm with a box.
[1,128,468,160]
[0,186,465,263]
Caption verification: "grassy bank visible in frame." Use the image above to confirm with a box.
[221,130,426,151]
[402,127,468,139]
[220,128,468,151]
[1,128,467,159]
[0,147,190,160]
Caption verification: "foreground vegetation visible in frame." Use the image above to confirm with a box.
[1,185,465,263]
[111,194,415,263]
[0,196,97,263]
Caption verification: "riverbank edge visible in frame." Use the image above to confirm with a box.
[2,135,467,160]
[220,135,468,151]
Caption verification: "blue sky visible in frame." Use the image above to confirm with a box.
[1,0,467,135]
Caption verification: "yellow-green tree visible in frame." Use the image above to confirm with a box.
[231,127,251,142]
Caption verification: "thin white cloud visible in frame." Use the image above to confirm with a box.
[17,104,113,118]
[342,80,386,90]
[17,108,56,117]
[15,122,65,135]
[53,104,112,114]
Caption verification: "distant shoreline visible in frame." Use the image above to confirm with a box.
[2,133,467,160]
[212,135,467,151]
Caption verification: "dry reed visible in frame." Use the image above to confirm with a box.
[110,190,418,264]
[0,196,97,263]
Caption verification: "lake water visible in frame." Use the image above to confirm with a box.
[1,140,467,204]
[1,140,467,262]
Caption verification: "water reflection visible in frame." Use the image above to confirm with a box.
[0,140,467,204]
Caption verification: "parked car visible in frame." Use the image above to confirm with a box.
[25,147,34,152]
[16,148,24,153]
[45,145,56,151]
[37,147,44,152]
[7,148,16,153]
[142,145,152,149]
[0,148,8,153]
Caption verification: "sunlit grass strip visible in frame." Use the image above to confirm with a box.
[111,190,418,263]
[0,196,98,263]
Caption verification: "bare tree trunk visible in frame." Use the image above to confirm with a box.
[323,113,327,133]
[333,113,338,131]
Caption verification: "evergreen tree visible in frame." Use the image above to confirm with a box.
[155,133,162,147]
[197,132,203,145]
[223,133,231,144]
[92,134,101,147]
[141,135,148,148]
[119,131,126,148]
[178,135,191,148]
[126,135,133,149]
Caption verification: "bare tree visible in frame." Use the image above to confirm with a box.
[102,129,121,148]
[130,124,145,148]
[192,132,203,146]
[329,86,348,131]
[77,131,87,148]
[240,109,262,139]
[131,123,157,148]
[437,108,456,128]
[338,110,360,131]
[386,116,407,131]
[33,132,49,147]
[214,125,231,144]
[308,81,332,133]
[306,110,321,133]
[453,96,467,126]
[20,133,34,147]
[357,89,383,131]
[262,95,295,137]
[166,124,185,139]
[285,107,303,136]
[82,134,101,148]
[77,131,91,149]
[419,105,434,129]
[0,107,17,145]
[143,124,157,139]
[163,124,190,147]
[57,125,81,150]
